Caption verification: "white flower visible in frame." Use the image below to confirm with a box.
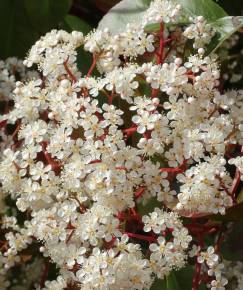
[184,16,216,49]
[197,246,219,267]
[211,276,228,290]
[144,0,181,25]
[100,103,124,128]
[19,120,47,145]
[29,161,52,180]
[0,1,242,287]
[132,111,159,134]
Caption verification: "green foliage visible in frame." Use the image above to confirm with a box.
[165,272,180,290]
[0,0,94,74]
[24,0,72,33]
[176,0,227,22]
[98,0,243,53]
[151,268,207,290]
[221,221,243,261]
[0,0,37,58]
[63,15,92,35]
[62,14,94,74]
[0,0,71,58]
[98,0,227,33]
[98,0,150,33]
[176,266,207,290]
[208,16,243,53]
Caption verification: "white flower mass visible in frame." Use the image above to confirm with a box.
[0,0,242,289]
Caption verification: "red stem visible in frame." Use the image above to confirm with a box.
[87,54,97,77]
[12,122,21,140]
[41,142,63,171]
[231,146,243,198]
[135,187,146,199]
[159,167,183,173]
[66,229,75,244]
[40,262,49,289]
[192,261,202,290]
[123,126,137,136]
[64,60,77,83]
[157,22,164,65]
[124,232,156,243]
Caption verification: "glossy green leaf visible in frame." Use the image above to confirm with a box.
[64,15,92,35]
[140,0,227,33]
[62,15,95,75]
[175,266,194,290]
[98,0,149,33]
[176,0,227,22]
[144,1,241,54]
[208,16,243,53]
[150,273,180,290]
[0,0,71,58]
[24,0,71,33]
[166,272,180,290]
[150,269,207,290]
[150,278,166,290]
[0,0,38,58]
[176,266,207,290]
[237,188,243,204]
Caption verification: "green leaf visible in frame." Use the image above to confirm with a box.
[24,0,71,33]
[150,278,166,290]
[0,0,38,58]
[176,0,227,22]
[166,272,180,290]
[150,272,180,290]
[143,1,241,55]
[221,221,243,261]
[237,188,243,204]
[175,266,194,290]
[176,266,207,290]
[62,15,95,75]
[0,0,71,59]
[208,16,243,53]
[150,268,207,290]
[137,197,161,216]
[64,15,92,35]
[98,0,149,33]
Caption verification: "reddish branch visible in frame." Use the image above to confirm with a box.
[87,54,98,77]
[40,262,49,289]
[192,261,202,290]
[124,232,156,243]
[157,23,164,65]
[64,59,77,83]
[41,142,63,172]
[231,146,243,199]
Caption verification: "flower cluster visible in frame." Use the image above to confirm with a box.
[144,0,181,25]
[0,0,242,289]
[183,16,216,49]
[0,58,37,216]
[143,208,192,278]
[197,247,227,290]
